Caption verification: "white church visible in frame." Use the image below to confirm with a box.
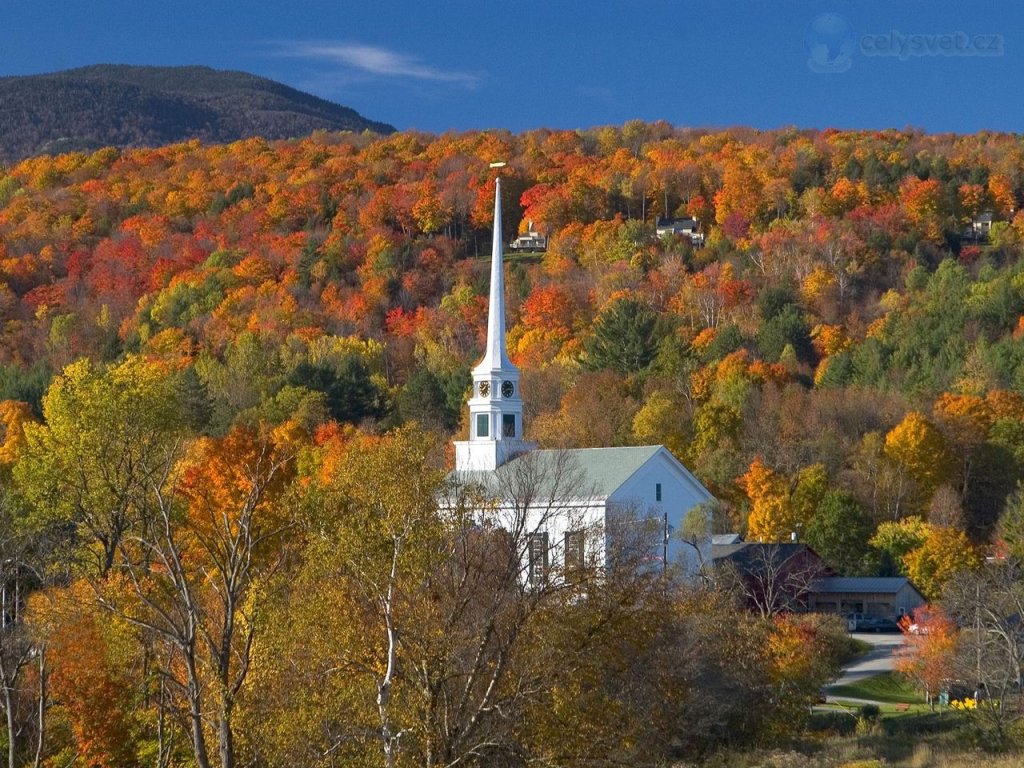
[450,176,714,583]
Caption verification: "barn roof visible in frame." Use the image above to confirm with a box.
[712,542,818,573]
[811,577,923,596]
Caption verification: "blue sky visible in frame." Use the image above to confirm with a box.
[0,1,1018,134]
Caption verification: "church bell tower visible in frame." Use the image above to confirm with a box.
[454,176,533,471]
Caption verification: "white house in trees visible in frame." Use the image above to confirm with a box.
[451,178,715,582]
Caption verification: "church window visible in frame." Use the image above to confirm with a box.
[528,532,548,585]
[656,483,662,502]
[564,530,585,578]
[502,414,516,438]
[476,413,489,438]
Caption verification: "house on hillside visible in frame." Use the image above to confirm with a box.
[964,211,996,241]
[508,221,547,252]
[449,177,715,583]
[972,211,995,237]
[655,216,704,247]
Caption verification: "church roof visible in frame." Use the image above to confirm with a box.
[452,445,664,499]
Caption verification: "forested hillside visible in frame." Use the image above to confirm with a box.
[0,65,395,162]
[0,124,1024,763]
[1,126,1023,549]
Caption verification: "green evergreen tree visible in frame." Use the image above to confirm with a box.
[583,298,660,375]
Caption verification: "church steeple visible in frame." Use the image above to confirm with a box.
[454,175,533,472]
[476,177,515,374]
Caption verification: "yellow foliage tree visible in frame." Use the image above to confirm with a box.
[0,400,32,466]
[903,526,980,600]
[15,355,185,575]
[810,324,851,358]
[632,391,689,458]
[744,460,827,543]
[743,459,786,542]
[884,411,955,508]
[934,392,992,447]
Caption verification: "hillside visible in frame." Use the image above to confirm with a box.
[1,124,1024,764]
[0,64,395,161]
[0,124,1023,548]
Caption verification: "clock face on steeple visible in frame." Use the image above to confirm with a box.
[478,381,490,397]
[501,380,514,398]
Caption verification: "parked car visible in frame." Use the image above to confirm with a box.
[852,615,900,632]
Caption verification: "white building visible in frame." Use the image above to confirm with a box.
[509,220,547,252]
[655,216,705,247]
[451,178,715,582]
[971,211,995,238]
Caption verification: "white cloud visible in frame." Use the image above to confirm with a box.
[278,41,480,86]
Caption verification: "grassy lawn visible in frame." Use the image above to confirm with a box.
[826,671,925,704]
[503,251,543,266]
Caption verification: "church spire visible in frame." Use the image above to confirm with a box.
[453,173,532,472]
[476,177,514,374]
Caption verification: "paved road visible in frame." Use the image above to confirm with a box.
[828,631,906,690]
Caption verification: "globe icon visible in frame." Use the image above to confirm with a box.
[805,14,855,73]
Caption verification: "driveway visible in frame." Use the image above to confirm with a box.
[827,631,906,691]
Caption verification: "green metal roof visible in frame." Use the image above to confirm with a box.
[452,445,664,499]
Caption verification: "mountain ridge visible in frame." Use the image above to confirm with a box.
[0,64,396,162]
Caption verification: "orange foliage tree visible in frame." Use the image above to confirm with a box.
[29,580,138,767]
[102,424,299,768]
[896,606,959,703]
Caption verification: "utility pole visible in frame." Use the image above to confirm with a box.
[975,579,982,694]
[664,511,669,576]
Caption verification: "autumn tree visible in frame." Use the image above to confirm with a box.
[743,459,827,544]
[895,606,958,705]
[903,525,979,600]
[742,458,788,543]
[870,516,930,574]
[900,176,949,243]
[848,431,916,522]
[249,428,703,767]
[29,580,138,767]
[104,424,296,768]
[15,356,186,576]
[870,515,977,598]
[762,613,848,737]
[884,411,955,512]
[530,370,639,449]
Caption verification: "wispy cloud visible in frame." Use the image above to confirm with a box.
[276,41,480,86]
